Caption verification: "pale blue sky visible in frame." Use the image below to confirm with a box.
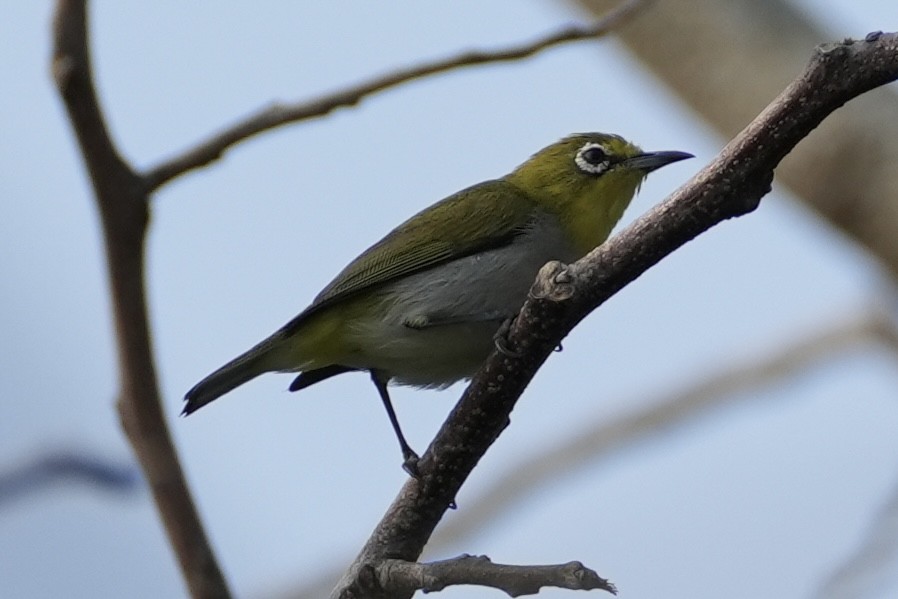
[2,2,897,598]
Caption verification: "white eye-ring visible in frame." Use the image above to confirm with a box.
[575,142,611,175]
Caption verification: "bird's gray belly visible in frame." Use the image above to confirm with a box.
[344,224,577,387]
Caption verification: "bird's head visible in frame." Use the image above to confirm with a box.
[505,132,692,252]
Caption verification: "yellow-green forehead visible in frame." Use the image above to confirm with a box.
[564,132,643,157]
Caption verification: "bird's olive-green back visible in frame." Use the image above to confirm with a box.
[280,179,539,335]
[280,132,650,337]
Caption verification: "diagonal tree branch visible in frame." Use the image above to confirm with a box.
[141,0,646,191]
[330,32,898,598]
[51,2,230,597]
[283,304,898,598]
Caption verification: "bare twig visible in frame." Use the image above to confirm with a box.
[369,555,616,597]
[330,33,898,598]
[51,2,230,597]
[141,0,646,191]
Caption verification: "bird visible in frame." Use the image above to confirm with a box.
[183,133,692,475]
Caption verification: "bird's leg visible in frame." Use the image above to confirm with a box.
[371,371,420,477]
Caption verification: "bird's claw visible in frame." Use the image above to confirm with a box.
[402,451,421,478]
[493,316,522,358]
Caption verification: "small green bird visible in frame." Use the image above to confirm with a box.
[184,133,691,473]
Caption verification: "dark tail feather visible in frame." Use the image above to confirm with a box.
[289,365,358,392]
[183,348,273,415]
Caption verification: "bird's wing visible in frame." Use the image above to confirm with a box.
[280,179,537,334]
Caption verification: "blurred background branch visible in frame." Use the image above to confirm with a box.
[815,472,898,599]
[0,448,139,506]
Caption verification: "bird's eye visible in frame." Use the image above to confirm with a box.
[582,146,607,164]
[575,143,611,175]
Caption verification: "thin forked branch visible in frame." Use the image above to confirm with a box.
[142,0,646,191]
[51,1,230,597]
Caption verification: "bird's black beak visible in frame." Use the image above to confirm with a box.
[622,150,694,173]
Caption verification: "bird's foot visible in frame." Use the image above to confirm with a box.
[493,316,522,358]
[402,449,421,478]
